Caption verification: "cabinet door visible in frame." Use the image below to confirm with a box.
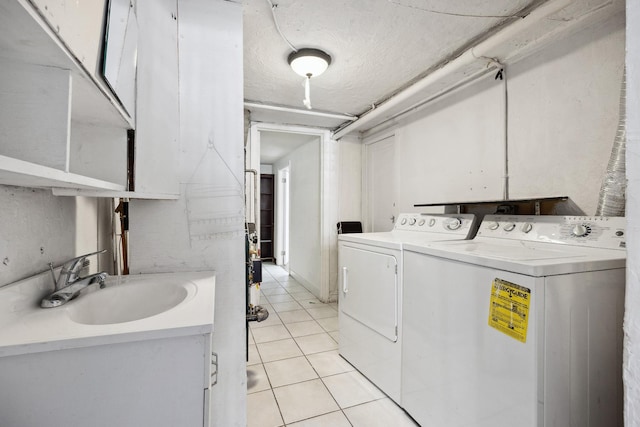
[135,0,180,195]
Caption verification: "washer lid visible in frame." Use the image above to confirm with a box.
[404,239,625,277]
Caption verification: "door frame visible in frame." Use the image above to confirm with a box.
[248,122,336,302]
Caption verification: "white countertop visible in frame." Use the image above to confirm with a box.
[0,271,215,357]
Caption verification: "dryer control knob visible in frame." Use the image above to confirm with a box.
[572,224,590,237]
[428,219,436,227]
[521,223,533,233]
[418,219,426,226]
[488,222,500,230]
[444,218,462,230]
[409,218,417,226]
[401,218,407,225]
[504,223,516,232]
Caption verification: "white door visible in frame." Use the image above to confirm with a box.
[365,135,397,232]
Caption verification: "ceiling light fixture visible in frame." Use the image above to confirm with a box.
[287,48,331,110]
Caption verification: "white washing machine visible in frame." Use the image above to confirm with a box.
[338,213,477,404]
[402,215,626,427]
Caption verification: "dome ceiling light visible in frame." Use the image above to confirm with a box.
[287,48,331,109]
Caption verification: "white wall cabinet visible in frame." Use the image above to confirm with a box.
[0,0,180,199]
[0,333,216,426]
[0,0,130,191]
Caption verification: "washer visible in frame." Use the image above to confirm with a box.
[338,213,477,404]
[402,215,626,427]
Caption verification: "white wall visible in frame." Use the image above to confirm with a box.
[364,11,625,217]
[0,187,108,287]
[337,136,362,221]
[274,140,322,296]
[508,11,625,215]
[128,1,246,425]
[625,1,640,425]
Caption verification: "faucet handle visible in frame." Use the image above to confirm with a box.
[61,250,107,270]
[57,250,107,288]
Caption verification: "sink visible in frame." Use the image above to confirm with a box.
[66,278,195,325]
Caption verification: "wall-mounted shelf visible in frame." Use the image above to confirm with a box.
[415,196,570,216]
[0,155,125,191]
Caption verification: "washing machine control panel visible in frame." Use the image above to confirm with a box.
[394,213,477,236]
[477,215,626,249]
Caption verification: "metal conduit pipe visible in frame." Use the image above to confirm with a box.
[245,169,259,225]
[333,0,572,140]
[596,69,627,216]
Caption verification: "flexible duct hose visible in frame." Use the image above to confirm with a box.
[595,69,626,216]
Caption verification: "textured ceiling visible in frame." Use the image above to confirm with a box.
[243,0,543,121]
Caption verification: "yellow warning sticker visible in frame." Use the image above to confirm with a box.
[488,278,531,343]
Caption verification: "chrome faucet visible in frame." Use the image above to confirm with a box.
[41,250,108,308]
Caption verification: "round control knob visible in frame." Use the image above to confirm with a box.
[616,230,624,237]
[504,223,516,232]
[444,218,462,230]
[572,224,590,237]
[409,218,417,226]
[401,218,407,225]
[428,219,436,227]
[418,219,425,226]
[521,223,533,233]
[488,222,500,230]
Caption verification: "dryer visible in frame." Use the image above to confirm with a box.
[402,215,626,427]
[338,213,477,404]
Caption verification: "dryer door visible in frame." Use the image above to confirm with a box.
[339,244,398,341]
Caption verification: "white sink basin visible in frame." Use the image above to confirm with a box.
[67,278,196,325]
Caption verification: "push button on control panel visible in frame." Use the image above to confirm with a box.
[488,222,500,230]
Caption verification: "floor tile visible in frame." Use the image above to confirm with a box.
[250,312,283,329]
[343,398,419,427]
[287,410,352,427]
[295,333,338,355]
[266,293,296,303]
[316,316,339,332]
[328,331,339,343]
[257,338,303,362]
[251,324,292,344]
[247,364,271,394]
[260,281,284,289]
[306,306,338,320]
[285,320,325,338]
[306,350,355,377]
[262,287,290,296]
[281,283,307,293]
[278,309,313,324]
[273,379,339,424]
[247,389,284,427]
[247,344,262,366]
[271,301,303,312]
[264,356,318,388]
[322,371,385,408]
[296,298,324,308]
[290,290,316,301]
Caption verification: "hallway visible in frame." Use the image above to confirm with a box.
[247,263,418,427]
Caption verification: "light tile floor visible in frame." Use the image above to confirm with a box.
[247,263,418,427]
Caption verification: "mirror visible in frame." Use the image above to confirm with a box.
[102,0,137,118]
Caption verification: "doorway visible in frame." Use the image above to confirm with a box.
[247,122,336,302]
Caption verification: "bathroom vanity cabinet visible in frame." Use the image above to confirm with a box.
[0,0,180,198]
[0,271,217,426]
[0,333,216,427]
